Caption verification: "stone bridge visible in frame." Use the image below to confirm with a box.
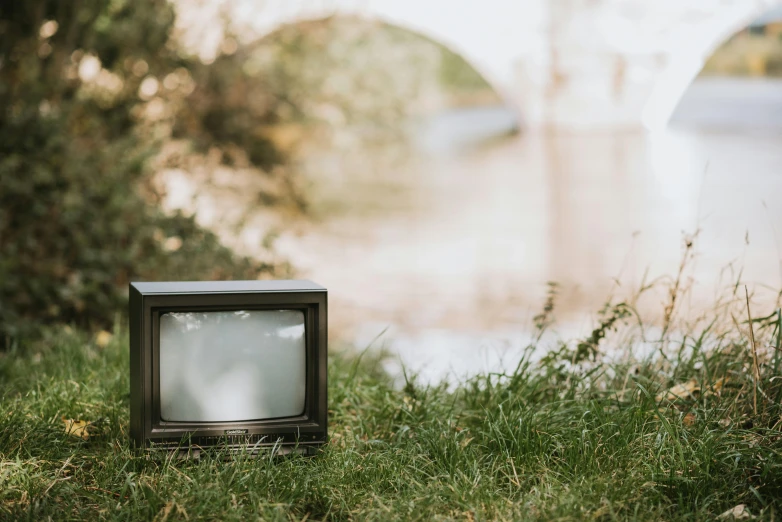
[198,0,782,129]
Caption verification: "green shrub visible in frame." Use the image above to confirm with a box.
[0,95,286,344]
[0,1,289,345]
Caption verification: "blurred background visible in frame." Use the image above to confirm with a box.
[2,0,781,380]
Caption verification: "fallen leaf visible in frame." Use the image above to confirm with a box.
[95,330,113,348]
[657,378,700,402]
[683,413,696,426]
[658,376,729,403]
[718,504,753,520]
[711,376,728,394]
[62,417,90,440]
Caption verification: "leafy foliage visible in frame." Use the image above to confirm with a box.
[0,1,287,344]
[173,51,286,170]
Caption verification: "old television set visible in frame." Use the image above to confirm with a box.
[129,280,327,454]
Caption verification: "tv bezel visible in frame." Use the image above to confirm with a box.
[129,280,327,452]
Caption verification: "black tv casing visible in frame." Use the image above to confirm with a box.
[129,280,327,454]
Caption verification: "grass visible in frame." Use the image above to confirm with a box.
[1,293,782,521]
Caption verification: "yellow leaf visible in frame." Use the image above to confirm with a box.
[711,376,728,394]
[657,376,729,403]
[718,504,753,520]
[657,378,700,402]
[62,417,90,440]
[95,330,113,348]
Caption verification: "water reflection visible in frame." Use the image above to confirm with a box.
[276,78,782,382]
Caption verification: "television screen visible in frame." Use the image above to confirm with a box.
[159,310,307,422]
[129,280,327,454]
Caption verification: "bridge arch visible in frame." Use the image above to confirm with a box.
[642,0,782,131]
[176,0,782,129]
[217,0,538,117]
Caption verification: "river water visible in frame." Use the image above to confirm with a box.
[259,78,782,381]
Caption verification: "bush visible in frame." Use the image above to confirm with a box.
[0,1,289,345]
[0,93,286,344]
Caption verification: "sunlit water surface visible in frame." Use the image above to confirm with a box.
[266,78,782,382]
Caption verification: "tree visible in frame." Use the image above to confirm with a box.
[0,0,286,344]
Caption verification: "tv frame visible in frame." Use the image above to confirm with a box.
[129,280,327,454]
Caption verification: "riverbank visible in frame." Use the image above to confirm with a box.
[1,289,780,520]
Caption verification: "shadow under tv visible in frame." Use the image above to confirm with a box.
[129,280,327,455]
